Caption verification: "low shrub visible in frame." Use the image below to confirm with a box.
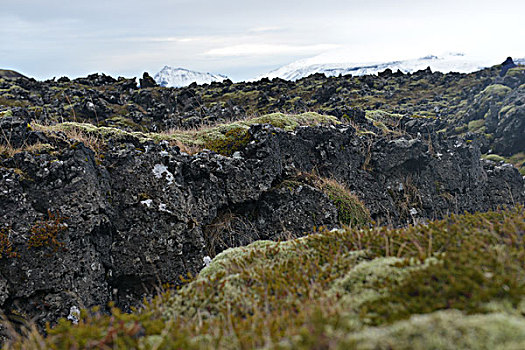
[27,210,68,252]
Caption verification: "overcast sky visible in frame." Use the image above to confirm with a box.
[1,0,524,81]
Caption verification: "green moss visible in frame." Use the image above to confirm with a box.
[203,126,251,156]
[499,104,516,116]
[454,124,468,134]
[359,208,525,325]
[249,112,339,131]
[105,115,147,132]
[347,310,525,350]
[505,67,525,78]
[36,122,145,141]
[481,84,511,98]
[482,154,506,162]
[0,96,30,108]
[467,119,485,133]
[36,112,338,157]
[328,256,438,315]
[0,109,13,118]
[320,180,371,228]
[506,152,525,176]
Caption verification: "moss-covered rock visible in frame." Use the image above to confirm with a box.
[347,310,525,350]
[33,112,339,157]
[9,207,525,349]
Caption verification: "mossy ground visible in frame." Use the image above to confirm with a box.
[6,206,525,349]
[32,112,339,157]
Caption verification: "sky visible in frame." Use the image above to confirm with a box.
[1,0,524,81]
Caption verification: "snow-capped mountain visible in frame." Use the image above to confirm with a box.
[154,66,229,87]
[258,53,502,81]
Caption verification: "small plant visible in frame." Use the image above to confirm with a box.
[27,210,68,252]
[0,227,18,259]
[203,211,257,257]
[281,173,371,228]
[482,154,506,163]
[317,177,371,228]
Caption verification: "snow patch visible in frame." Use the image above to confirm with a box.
[257,52,501,81]
[154,66,229,88]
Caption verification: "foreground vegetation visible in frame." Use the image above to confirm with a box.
[5,206,525,349]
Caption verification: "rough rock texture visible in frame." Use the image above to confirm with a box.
[500,57,517,77]
[0,114,523,328]
[139,72,157,88]
[490,86,525,155]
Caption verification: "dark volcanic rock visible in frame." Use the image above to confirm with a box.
[491,87,525,155]
[500,57,517,77]
[139,72,157,88]
[203,184,338,257]
[0,116,524,328]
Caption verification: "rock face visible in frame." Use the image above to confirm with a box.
[0,112,523,328]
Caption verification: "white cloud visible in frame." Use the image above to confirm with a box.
[204,44,341,57]
[248,26,284,33]
[2,0,524,81]
[127,36,214,43]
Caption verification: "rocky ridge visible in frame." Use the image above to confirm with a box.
[0,60,524,331]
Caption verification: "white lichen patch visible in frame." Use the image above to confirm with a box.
[152,163,174,185]
[141,199,153,207]
[159,203,173,214]
[67,306,80,324]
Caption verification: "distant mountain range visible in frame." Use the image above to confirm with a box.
[154,66,229,88]
[257,53,508,81]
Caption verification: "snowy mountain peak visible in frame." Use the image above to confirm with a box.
[258,52,502,81]
[154,66,229,88]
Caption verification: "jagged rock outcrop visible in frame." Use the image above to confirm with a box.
[138,72,157,88]
[500,57,517,77]
[0,113,523,328]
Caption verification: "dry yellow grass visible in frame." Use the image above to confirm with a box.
[31,123,105,157]
[0,142,54,158]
